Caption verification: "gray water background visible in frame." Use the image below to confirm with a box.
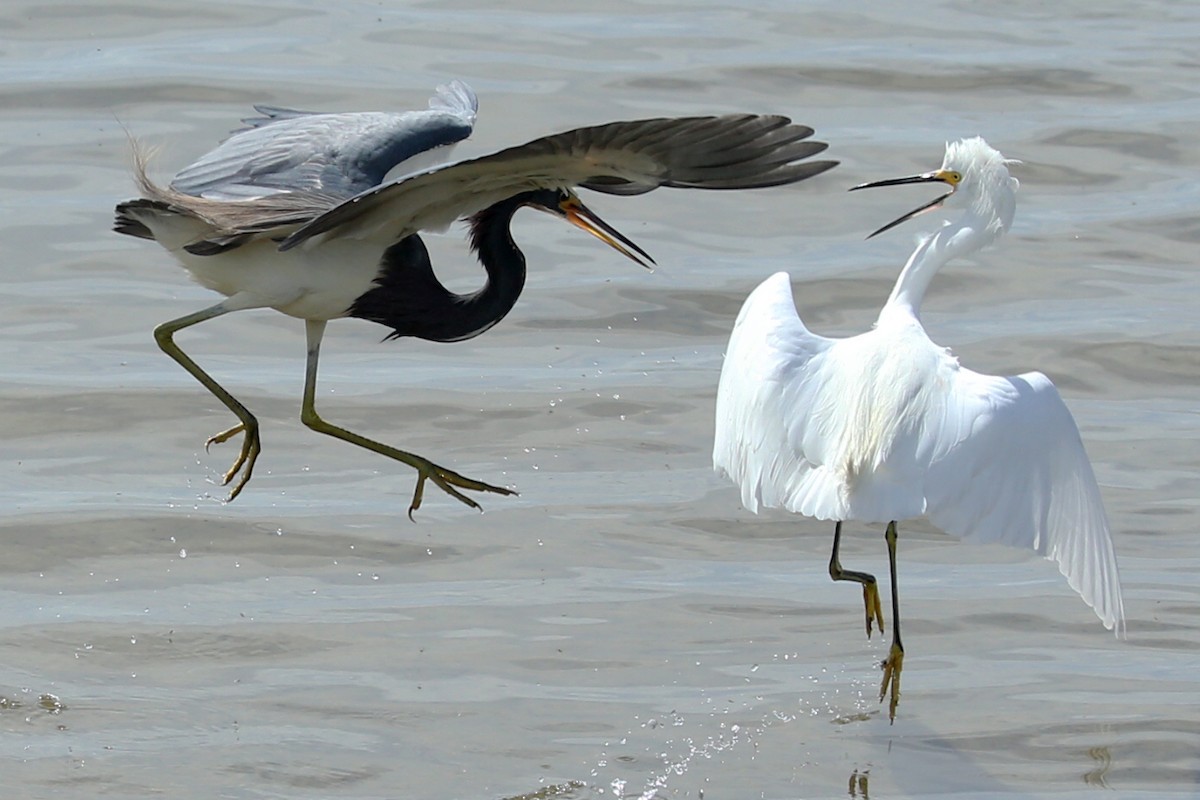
[1,1,1198,798]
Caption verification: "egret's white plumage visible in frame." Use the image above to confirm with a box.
[713,137,1123,718]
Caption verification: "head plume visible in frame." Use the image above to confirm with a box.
[941,137,1019,238]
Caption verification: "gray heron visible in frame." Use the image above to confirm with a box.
[116,80,838,516]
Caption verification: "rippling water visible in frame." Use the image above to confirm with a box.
[2,1,1198,798]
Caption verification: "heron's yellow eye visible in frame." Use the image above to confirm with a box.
[942,170,963,185]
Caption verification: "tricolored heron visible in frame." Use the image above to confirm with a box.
[116,81,838,516]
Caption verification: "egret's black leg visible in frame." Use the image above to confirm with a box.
[879,520,904,723]
[828,521,885,638]
[299,320,516,518]
[154,300,261,500]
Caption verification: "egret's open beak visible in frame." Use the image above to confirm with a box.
[849,169,962,239]
[560,195,656,270]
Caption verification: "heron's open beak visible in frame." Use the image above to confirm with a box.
[561,196,656,270]
[849,169,961,239]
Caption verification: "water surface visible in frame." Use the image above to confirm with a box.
[1,1,1198,798]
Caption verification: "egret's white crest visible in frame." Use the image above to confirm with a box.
[713,137,1123,721]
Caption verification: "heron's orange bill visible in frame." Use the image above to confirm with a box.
[849,169,961,239]
[562,198,656,270]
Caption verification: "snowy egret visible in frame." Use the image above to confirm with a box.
[712,137,1123,721]
[115,81,837,515]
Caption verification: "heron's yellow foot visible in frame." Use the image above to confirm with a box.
[407,458,517,520]
[862,581,885,639]
[204,422,260,501]
[879,640,904,723]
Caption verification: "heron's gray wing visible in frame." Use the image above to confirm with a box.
[170,80,478,202]
[236,105,323,131]
[279,114,836,250]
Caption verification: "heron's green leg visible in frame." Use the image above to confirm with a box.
[300,320,516,518]
[879,520,904,723]
[829,521,885,638]
[154,301,261,500]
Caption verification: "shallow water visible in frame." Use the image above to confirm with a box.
[2,1,1199,798]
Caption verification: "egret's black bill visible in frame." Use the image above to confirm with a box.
[562,197,656,270]
[850,169,960,239]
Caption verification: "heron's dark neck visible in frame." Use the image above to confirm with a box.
[349,195,530,343]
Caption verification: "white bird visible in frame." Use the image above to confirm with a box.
[115,80,837,516]
[712,137,1123,721]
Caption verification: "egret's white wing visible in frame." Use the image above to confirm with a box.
[714,272,842,518]
[715,271,934,522]
[170,80,478,201]
[922,366,1124,633]
[279,115,835,250]
[714,273,1123,634]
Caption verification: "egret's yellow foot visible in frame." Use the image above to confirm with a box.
[203,421,260,501]
[829,522,885,638]
[879,640,904,723]
[862,580,885,639]
[407,459,517,520]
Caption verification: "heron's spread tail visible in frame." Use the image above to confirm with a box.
[113,198,168,239]
[114,142,335,254]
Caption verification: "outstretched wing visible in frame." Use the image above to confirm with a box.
[713,271,841,517]
[279,114,836,251]
[169,80,478,201]
[713,273,1123,634]
[922,366,1125,634]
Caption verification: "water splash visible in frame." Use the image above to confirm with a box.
[579,656,874,798]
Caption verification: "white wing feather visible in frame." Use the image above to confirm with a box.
[715,271,934,523]
[923,367,1125,633]
[714,271,840,517]
[714,271,1124,634]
